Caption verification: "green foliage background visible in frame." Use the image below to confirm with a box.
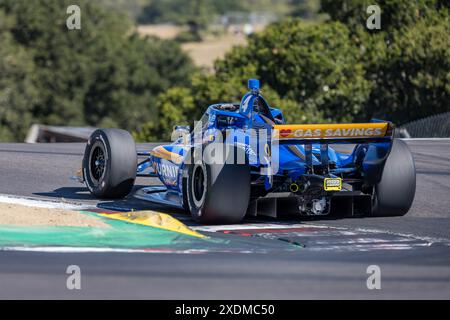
[0,0,195,141]
[142,0,449,141]
[137,0,295,25]
[0,0,448,142]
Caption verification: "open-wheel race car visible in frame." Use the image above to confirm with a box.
[81,79,416,224]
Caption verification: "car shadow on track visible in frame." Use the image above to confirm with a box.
[34,185,377,227]
[34,185,187,214]
[35,187,93,200]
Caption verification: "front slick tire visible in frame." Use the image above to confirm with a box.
[187,145,251,224]
[372,139,416,216]
[83,129,137,199]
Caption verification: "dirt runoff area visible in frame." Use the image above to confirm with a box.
[0,203,108,228]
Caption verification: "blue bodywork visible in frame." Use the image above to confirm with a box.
[136,79,394,214]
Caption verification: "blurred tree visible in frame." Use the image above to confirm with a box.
[0,0,195,141]
[134,87,196,141]
[290,0,321,19]
[84,33,195,131]
[139,0,229,41]
[185,0,211,41]
[320,0,444,32]
[2,0,447,143]
[95,0,149,20]
[136,2,449,141]
[214,20,371,122]
[134,58,325,141]
[139,0,208,23]
[0,10,38,141]
[359,9,450,123]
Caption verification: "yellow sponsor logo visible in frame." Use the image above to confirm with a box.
[273,123,388,139]
[100,211,205,238]
[324,178,342,191]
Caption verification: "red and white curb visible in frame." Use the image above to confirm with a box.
[193,221,450,252]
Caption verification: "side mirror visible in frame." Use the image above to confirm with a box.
[171,125,190,143]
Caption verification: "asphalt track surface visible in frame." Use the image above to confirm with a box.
[0,140,449,299]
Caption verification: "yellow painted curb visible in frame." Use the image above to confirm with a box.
[99,211,205,238]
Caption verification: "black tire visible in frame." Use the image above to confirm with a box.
[372,139,416,216]
[83,129,137,199]
[186,145,251,224]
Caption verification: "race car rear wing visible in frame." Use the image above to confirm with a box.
[272,121,394,145]
[271,121,394,185]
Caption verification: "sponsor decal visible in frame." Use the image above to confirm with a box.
[155,162,178,180]
[274,123,388,139]
[241,94,252,114]
[302,127,381,138]
[291,127,383,138]
[99,211,205,238]
[324,178,342,191]
[279,129,292,138]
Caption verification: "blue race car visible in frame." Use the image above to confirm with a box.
[82,79,416,224]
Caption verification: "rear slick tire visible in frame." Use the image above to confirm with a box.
[372,139,416,216]
[83,129,137,199]
[186,145,251,224]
